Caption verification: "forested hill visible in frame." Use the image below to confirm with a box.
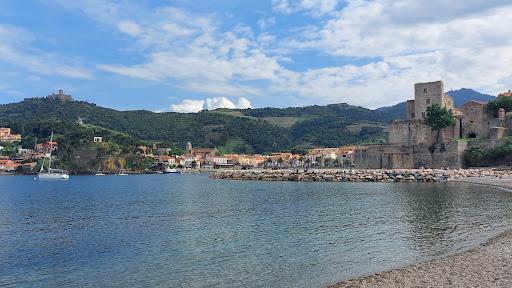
[0,97,394,153]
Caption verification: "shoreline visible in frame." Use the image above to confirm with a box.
[331,177,512,288]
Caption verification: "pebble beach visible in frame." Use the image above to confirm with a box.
[332,176,512,288]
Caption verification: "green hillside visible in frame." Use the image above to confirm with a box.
[0,97,394,153]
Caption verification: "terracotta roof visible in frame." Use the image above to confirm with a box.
[498,90,512,98]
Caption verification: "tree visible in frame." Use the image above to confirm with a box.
[487,97,512,117]
[425,104,456,143]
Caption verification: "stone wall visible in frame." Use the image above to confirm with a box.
[406,100,415,119]
[389,119,432,145]
[462,101,491,138]
[431,141,467,168]
[355,144,414,169]
[355,140,466,169]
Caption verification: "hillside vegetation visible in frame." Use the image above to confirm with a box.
[0,97,394,153]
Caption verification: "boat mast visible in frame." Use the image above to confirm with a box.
[48,132,54,172]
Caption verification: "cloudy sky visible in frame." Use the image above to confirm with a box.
[1,0,511,112]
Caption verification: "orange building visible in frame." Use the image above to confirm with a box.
[35,141,58,152]
[0,128,22,143]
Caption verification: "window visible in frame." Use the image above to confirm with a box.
[426,99,430,104]
[422,112,425,117]
[411,113,415,118]
[423,88,428,93]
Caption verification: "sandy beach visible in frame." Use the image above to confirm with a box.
[332,176,512,288]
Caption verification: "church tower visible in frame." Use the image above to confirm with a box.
[186,141,193,155]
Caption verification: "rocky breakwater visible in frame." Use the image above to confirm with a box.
[210,169,512,182]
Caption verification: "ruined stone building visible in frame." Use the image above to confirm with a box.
[355,81,512,169]
[47,90,73,102]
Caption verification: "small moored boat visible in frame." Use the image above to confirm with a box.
[163,166,181,174]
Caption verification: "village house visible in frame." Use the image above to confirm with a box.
[35,140,58,153]
[355,80,512,169]
[0,128,22,143]
[0,158,36,172]
[17,147,32,155]
[206,154,230,167]
[238,155,267,168]
[0,159,19,172]
[154,147,172,155]
[153,155,178,167]
[264,153,293,168]
[305,146,356,167]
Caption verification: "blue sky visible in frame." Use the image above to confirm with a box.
[1,0,511,112]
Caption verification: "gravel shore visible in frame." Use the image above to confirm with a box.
[331,176,512,288]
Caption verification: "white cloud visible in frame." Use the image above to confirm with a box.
[272,0,341,16]
[205,97,236,110]
[118,21,140,36]
[91,1,512,109]
[170,97,253,113]
[237,97,252,109]
[170,99,204,113]
[275,0,512,106]
[258,17,276,30]
[98,7,283,97]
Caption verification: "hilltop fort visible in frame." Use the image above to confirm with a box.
[47,89,73,102]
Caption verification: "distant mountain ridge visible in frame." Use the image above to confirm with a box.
[376,88,495,120]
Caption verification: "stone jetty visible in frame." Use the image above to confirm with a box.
[210,168,512,182]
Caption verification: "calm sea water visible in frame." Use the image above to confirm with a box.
[1,174,512,288]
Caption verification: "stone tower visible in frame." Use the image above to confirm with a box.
[412,81,453,119]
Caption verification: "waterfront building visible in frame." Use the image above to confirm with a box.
[237,155,266,168]
[206,155,230,167]
[305,147,356,167]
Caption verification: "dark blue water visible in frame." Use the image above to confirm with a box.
[1,174,512,288]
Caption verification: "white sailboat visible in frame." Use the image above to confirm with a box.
[37,132,69,180]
